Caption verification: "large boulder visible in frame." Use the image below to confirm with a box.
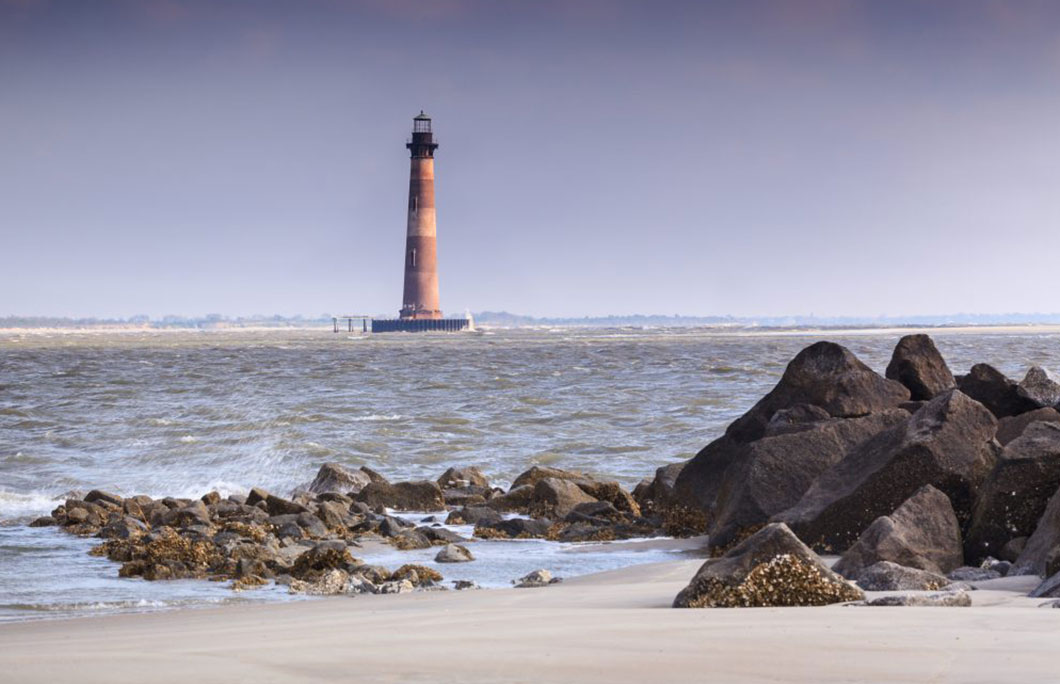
[775,390,998,551]
[528,478,597,519]
[956,364,1038,419]
[355,481,445,511]
[673,523,863,608]
[996,407,1060,446]
[1017,366,1060,409]
[965,422,1060,563]
[832,485,962,579]
[884,334,956,401]
[723,341,910,444]
[707,411,908,548]
[1030,571,1060,599]
[305,463,372,496]
[1014,483,1060,576]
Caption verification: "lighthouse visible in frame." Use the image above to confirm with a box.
[400,111,442,320]
[367,112,469,333]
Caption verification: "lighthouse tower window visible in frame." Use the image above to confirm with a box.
[410,249,417,268]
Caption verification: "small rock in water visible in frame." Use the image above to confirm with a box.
[514,569,559,588]
[865,590,972,607]
[435,543,474,563]
[376,579,415,595]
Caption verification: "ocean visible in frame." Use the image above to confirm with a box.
[2,326,1057,621]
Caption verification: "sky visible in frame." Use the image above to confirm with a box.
[2,0,1060,319]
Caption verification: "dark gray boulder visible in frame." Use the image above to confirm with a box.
[1030,571,1060,598]
[724,341,910,444]
[484,485,535,514]
[1014,483,1060,576]
[306,463,372,496]
[672,523,863,608]
[707,411,908,549]
[956,364,1037,419]
[1017,366,1060,409]
[965,422,1060,563]
[996,407,1060,446]
[476,517,552,539]
[446,506,503,526]
[832,485,962,579]
[885,334,956,401]
[775,390,998,552]
[762,404,832,436]
[854,561,949,591]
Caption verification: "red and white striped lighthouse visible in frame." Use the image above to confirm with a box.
[400,111,442,320]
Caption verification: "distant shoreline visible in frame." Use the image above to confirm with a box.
[4,323,1060,336]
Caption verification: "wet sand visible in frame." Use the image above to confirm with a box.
[0,559,1055,684]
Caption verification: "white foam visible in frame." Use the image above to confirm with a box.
[0,489,63,520]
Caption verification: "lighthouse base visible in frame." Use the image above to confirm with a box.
[371,318,470,333]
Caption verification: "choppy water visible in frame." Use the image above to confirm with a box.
[2,326,1058,621]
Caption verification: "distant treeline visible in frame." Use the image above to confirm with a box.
[0,314,334,329]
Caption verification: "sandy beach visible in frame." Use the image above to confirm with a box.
[0,559,1054,684]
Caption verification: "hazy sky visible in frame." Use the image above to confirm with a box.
[3,0,1060,319]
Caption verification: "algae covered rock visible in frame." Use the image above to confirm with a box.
[673,523,863,608]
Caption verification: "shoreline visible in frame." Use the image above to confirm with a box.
[0,558,1054,683]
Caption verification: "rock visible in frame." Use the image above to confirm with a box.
[29,516,57,527]
[294,512,329,539]
[946,566,1001,582]
[446,506,503,526]
[376,579,415,594]
[763,404,833,436]
[377,515,413,537]
[417,526,466,545]
[706,410,908,549]
[996,407,1060,446]
[437,466,489,489]
[832,485,962,579]
[475,517,552,539]
[865,590,971,607]
[245,488,270,507]
[290,541,357,581]
[390,564,442,586]
[288,568,350,595]
[1001,537,1028,563]
[776,390,998,551]
[965,422,1060,562]
[164,501,212,529]
[84,490,123,507]
[306,463,372,496]
[359,466,389,485]
[528,478,597,519]
[264,494,309,516]
[391,529,432,550]
[200,491,221,506]
[1014,483,1060,575]
[99,515,149,540]
[672,523,863,608]
[441,486,490,507]
[514,569,557,588]
[485,485,536,514]
[511,466,586,490]
[1017,366,1060,408]
[854,561,949,591]
[633,461,685,515]
[1029,571,1060,598]
[956,364,1038,419]
[316,500,351,530]
[884,335,956,401]
[573,481,640,516]
[355,481,445,511]
[435,543,474,563]
[723,341,910,444]
[453,580,480,590]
